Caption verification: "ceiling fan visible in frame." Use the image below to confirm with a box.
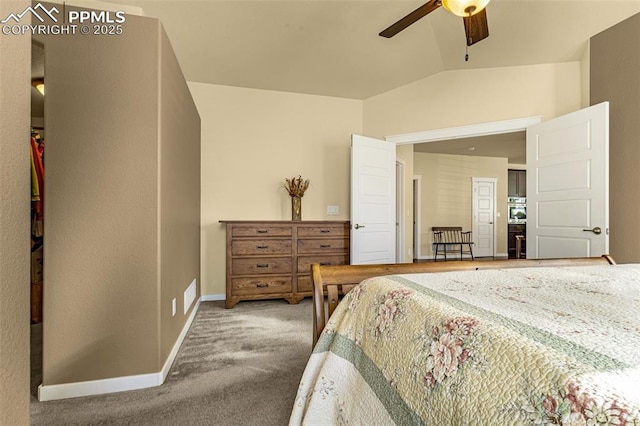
[379,0,490,50]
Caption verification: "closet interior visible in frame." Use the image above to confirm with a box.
[31,41,45,325]
[31,40,45,397]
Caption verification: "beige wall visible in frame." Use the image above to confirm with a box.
[159,27,201,361]
[580,41,591,109]
[41,13,160,384]
[363,62,583,139]
[39,11,200,387]
[590,12,640,263]
[0,1,31,422]
[414,153,508,258]
[190,82,362,296]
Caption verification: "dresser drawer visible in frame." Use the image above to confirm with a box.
[297,238,349,254]
[231,239,292,256]
[297,255,349,273]
[232,257,293,275]
[231,276,292,295]
[297,225,348,238]
[232,225,292,238]
[297,274,312,293]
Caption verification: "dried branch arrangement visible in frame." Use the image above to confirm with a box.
[284,175,310,197]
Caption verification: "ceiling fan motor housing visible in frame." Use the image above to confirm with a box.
[442,0,490,17]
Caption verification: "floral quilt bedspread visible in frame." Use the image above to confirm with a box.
[290,264,640,425]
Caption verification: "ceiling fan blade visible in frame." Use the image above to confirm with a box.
[379,0,442,38]
[463,8,489,46]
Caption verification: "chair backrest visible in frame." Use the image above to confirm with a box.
[432,226,467,243]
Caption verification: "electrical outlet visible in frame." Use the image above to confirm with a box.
[327,205,339,215]
[172,298,176,317]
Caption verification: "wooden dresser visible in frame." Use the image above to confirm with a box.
[220,221,350,308]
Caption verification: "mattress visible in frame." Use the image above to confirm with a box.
[290,264,640,425]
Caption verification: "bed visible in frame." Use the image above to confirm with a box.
[290,256,640,425]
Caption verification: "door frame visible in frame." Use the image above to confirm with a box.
[413,176,422,260]
[385,116,542,146]
[395,158,406,263]
[472,177,497,258]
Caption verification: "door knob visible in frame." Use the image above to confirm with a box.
[582,227,602,235]
[354,224,365,229]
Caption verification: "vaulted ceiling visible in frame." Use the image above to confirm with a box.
[107,0,640,100]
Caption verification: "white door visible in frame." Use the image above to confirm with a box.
[526,102,609,258]
[351,134,396,264]
[472,178,495,258]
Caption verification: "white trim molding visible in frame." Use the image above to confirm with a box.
[413,175,422,260]
[396,158,406,263]
[38,297,202,401]
[385,116,543,145]
[200,293,225,302]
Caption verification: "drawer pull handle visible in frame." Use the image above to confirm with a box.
[319,262,332,266]
[256,245,269,249]
[320,244,331,248]
[256,229,268,234]
[256,263,270,268]
[320,230,330,233]
[255,283,269,288]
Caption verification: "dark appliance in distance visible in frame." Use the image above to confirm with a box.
[507,196,526,259]
[507,197,526,224]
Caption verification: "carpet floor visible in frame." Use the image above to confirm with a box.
[30,299,313,425]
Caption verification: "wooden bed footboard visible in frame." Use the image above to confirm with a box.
[311,255,616,346]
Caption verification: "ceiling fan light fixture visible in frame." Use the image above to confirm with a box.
[32,79,45,96]
[441,0,490,17]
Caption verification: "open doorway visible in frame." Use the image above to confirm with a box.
[388,116,540,260]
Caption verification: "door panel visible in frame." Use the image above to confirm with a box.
[538,237,590,258]
[538,200,590,227]
[351,135,396,264]
[537,160,590,192]
[526,102,609,258]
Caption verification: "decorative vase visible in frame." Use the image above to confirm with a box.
[291,196,302,221]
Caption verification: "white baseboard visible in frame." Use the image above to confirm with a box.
[200,293,225,301]
[38,298,202,401]
[37,372,163,402]
[160,298,201,381]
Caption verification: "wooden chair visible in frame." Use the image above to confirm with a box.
[311,255,616,345]
[432,226,474,261]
